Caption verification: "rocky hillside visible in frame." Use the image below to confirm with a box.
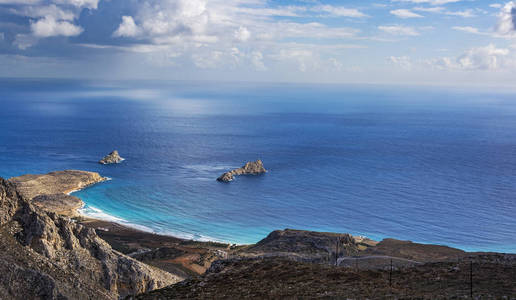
[132,254,516,299]
[0,177,181,299]
[132,228,515,299]
[239,229,361,263]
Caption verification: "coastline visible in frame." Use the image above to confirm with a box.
[76,201,229,244]
[73,182,514,253]
[58,175,236,277]
[4,168,516,291]
[9,169,515,254]
[66,177,112,195]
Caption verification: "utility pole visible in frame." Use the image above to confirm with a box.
[335,237,339,266]
[389,258,393,287]
[470,261,473,298]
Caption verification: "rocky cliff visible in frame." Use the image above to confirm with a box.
[0,177,181,299]
[217,160,267,182]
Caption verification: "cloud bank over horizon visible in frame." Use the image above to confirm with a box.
[1,0,516,86]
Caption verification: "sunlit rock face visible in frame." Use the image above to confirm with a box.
[0,176,181,300]
[99,150,124,165]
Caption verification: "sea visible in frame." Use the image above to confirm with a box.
[0,78,515,253]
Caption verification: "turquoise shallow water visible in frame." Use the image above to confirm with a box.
[0,79,515,252]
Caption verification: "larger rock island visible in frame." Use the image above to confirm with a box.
[9,170,108,216]
[217,160,267,182]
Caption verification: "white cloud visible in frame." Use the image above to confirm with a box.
[413,6,476,17]
[2,0,99,8]
[234,26,250,42]
[378,25,420,36]
[328,57,343,71]
[2,0,98,49]
[13,33,38,49]
[113,2,360,45]
[271,48,315,72]
[0,0,369,75]
[250,51,266,71]
[232,4,367,19]
[496,1,516,37]
[459,45,509,69]
[392,0,462,5]
[428,44,511,70]
[413,6,445,13]
[120,0,212,42]
[390,9,423,18]
[0,0,41,4]
[31,16,83,37]
[445,9,475,18]
[490,4,502,9]
[9,4,75,21]
[389,56,412,70]
[271,22,359,39]
[113,16,141,38]
[312,5,368,18]
[452,26,481,34]
[53,0,99,9]
[192,50,223,69]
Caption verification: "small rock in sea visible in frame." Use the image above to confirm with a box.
[217,160,267,182]
[99,150,124,164]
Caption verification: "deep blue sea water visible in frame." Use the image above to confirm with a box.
[0,79,515,252]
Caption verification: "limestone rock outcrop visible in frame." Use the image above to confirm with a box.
[0,177,181,300]
[217,160,267,182]
[99,150,124,165]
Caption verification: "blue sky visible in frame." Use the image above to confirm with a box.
[1,0,516,86]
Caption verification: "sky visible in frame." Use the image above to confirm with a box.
[1,0,516,87]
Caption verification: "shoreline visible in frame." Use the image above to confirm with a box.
[67,176,236,277]
[61,173,233,244]
[76,202,233,245]
[74,185,514,253]
[3,171,515,300]
[66,176,112,195]
[76,197,515,253]
[10,169,516,254]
